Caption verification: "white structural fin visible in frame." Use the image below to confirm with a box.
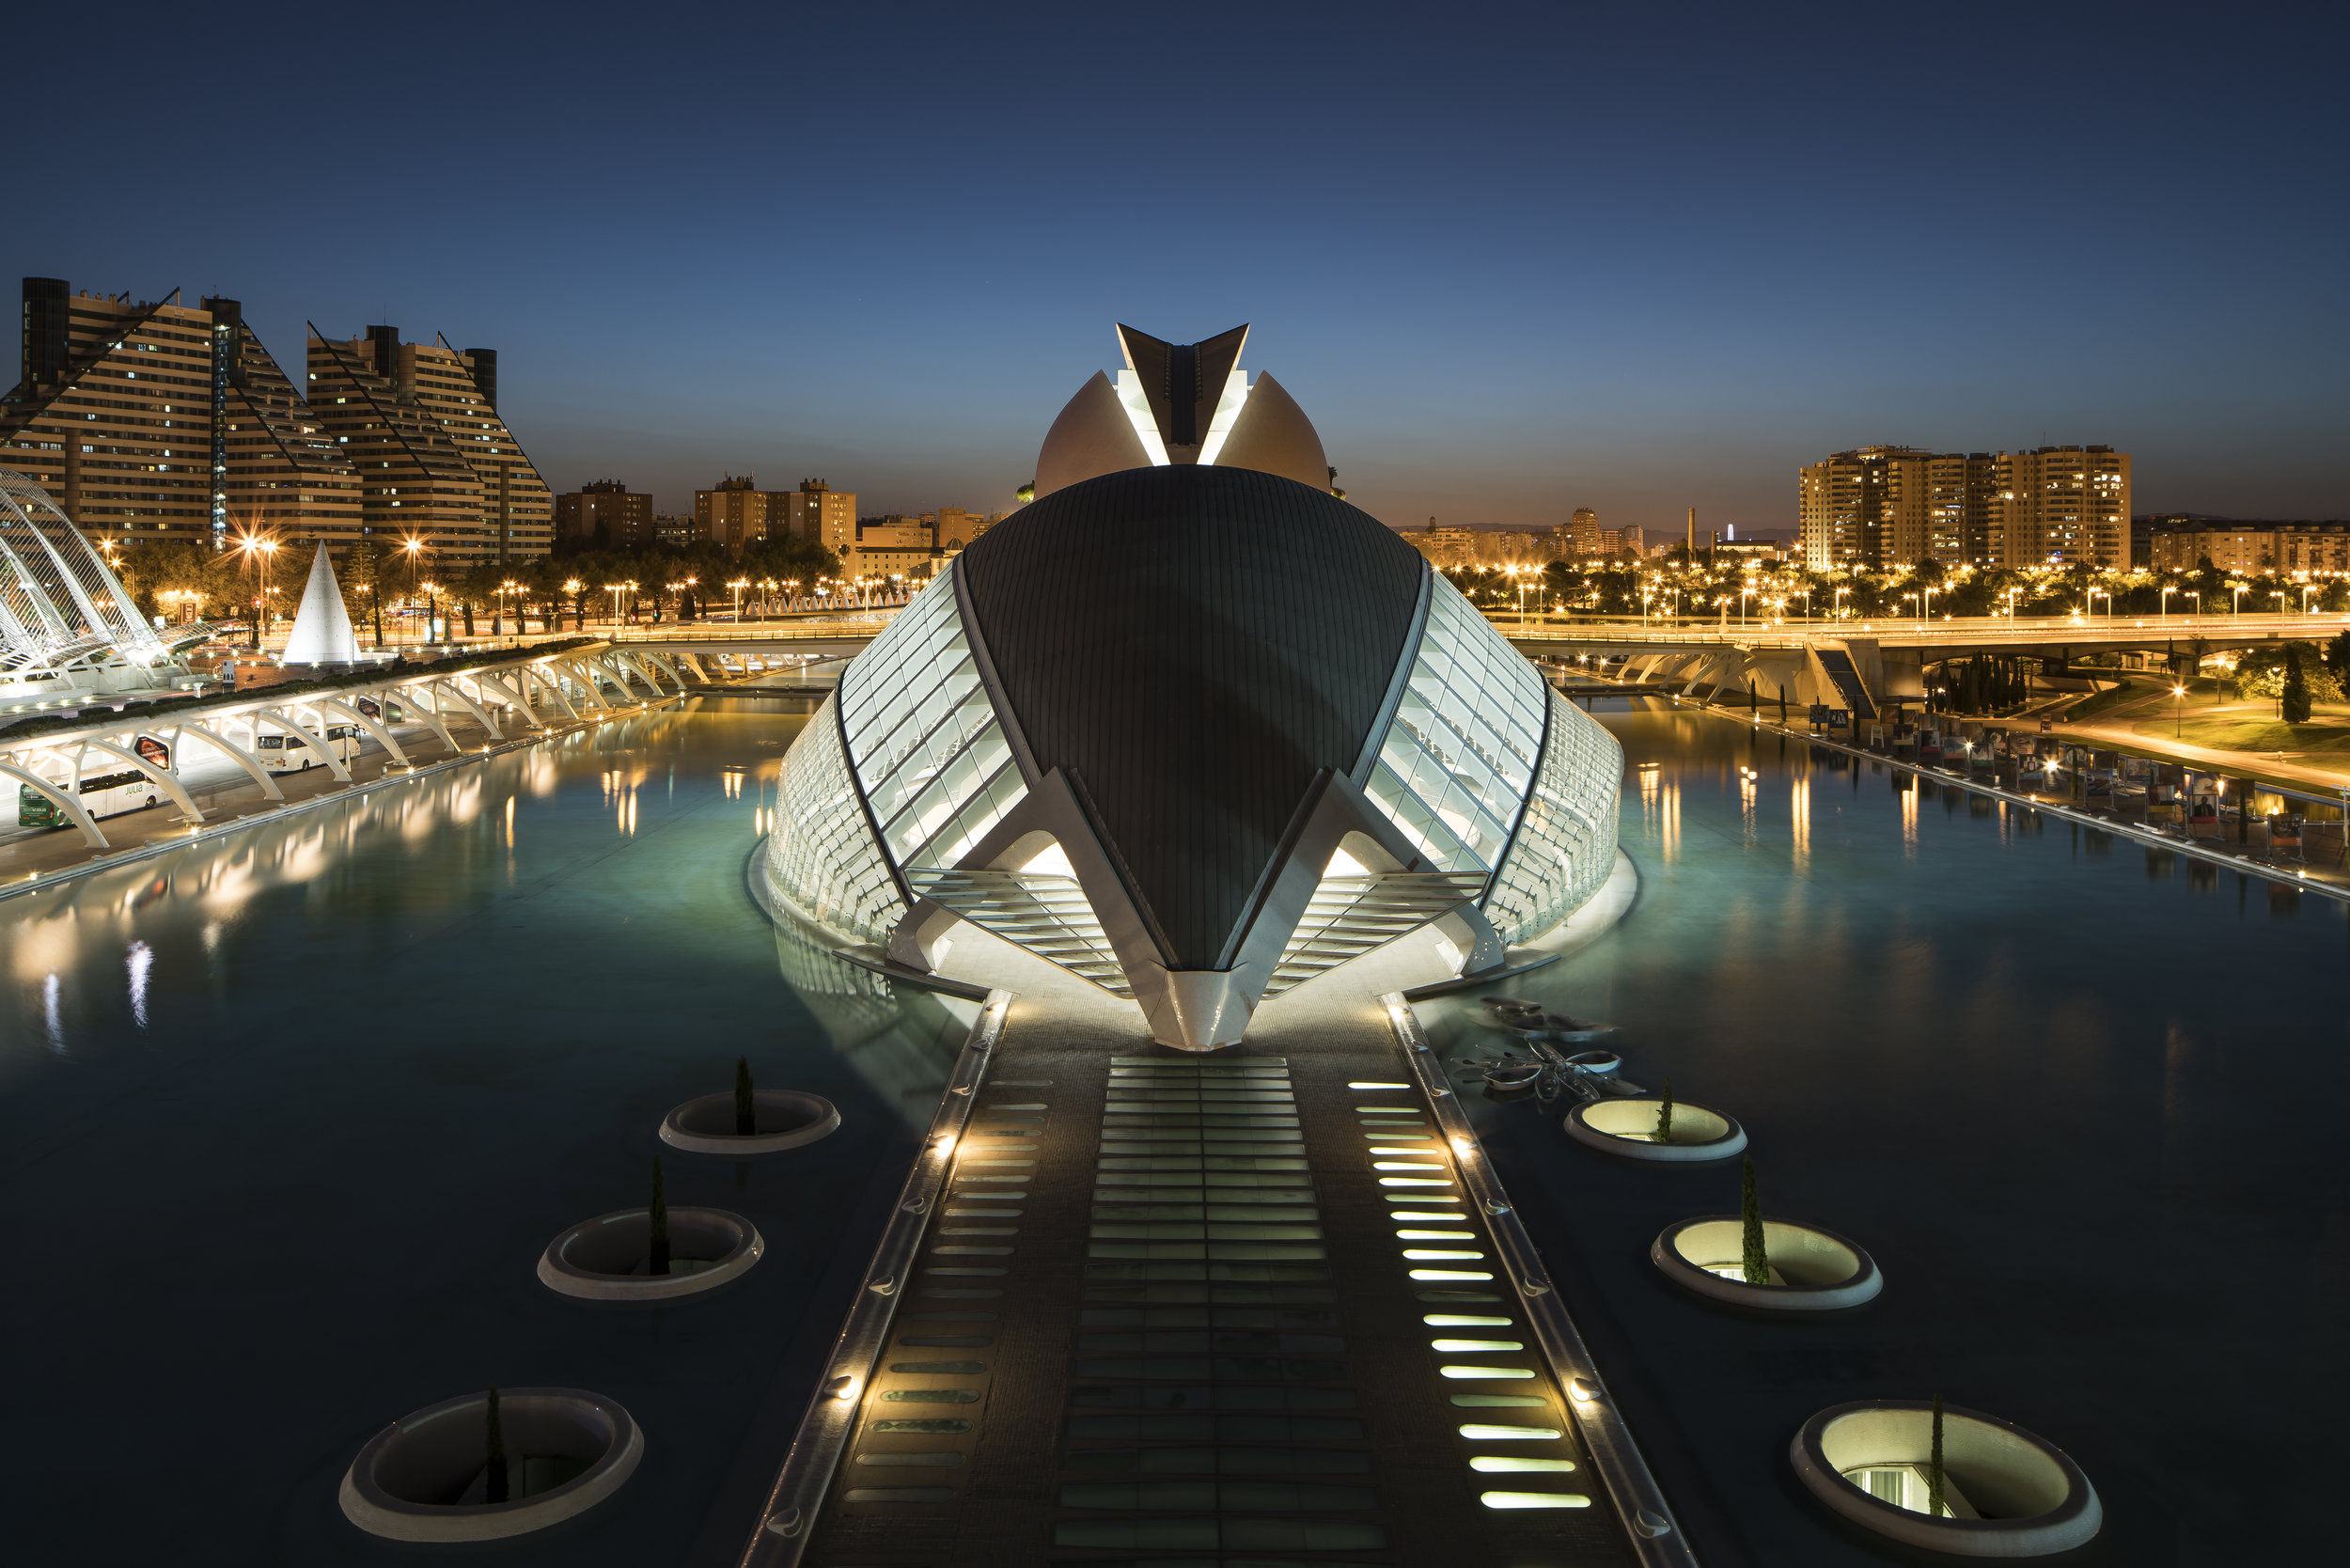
[281,543,361,666]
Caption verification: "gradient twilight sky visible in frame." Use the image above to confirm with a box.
[14,1,2346,533]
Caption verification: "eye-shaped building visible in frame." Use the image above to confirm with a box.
[765,325,1622,1048]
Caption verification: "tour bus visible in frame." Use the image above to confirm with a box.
[18,770,164,828]
[258,723,364,774]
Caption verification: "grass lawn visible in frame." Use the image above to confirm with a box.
[2131,713,2350,755]
[2064,675,2190,721]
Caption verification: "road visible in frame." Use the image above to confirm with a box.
[2,707,550,885]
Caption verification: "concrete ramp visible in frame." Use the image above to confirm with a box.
[1808,644,1876,721]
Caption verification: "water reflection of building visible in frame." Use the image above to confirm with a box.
[762,321,1625,1049]
[767,915,968,1114]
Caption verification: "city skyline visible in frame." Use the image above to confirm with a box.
[10,3,2345,537]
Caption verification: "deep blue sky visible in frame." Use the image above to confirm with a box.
[14,1,2345,533]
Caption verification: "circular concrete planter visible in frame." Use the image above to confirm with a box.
[538,1206,762,1302]
[1791,1401,2100,1556]
[661,1089,838,1156]
[1651,1215,1882,1309]
[339,1387,642,1543]
[1564,1097,1746,1162]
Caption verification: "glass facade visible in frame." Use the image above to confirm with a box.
[766,698,904,942]
[1362,580,1547,877]
[1482,689,1622,942]
[769,557,1619,975]
[838,565,1027,874]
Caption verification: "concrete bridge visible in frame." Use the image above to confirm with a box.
[585,605,2350,731]
[1506,612,2350,721]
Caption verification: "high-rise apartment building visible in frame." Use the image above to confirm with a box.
[783,478,856,552]
[1800,444,2128,571]
[1998,446,2130,568]
[692,476,861,555]
[307,326,551,563]
[1,277,360,549]
[1797,446,1935,571]
[697,475,774,549]
[555,479,653,546]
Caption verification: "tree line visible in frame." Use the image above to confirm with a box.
[108,533,844,639]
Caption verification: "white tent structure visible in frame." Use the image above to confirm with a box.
[0,466,174,689]
[281,543,360,666]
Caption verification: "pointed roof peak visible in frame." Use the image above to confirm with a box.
[1112,323,1250,456]
[282,543,361,666]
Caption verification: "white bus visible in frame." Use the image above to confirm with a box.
[258,724,363,774]
[18,770,162,828]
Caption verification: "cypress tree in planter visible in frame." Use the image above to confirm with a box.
[648,1157,670,1278]
[735,1056,756,1136]
[1926,1393,1946,1518]
[1653,1080,1674,1145]
[484,1387,509,1505]
[1739,1155,1768,1284]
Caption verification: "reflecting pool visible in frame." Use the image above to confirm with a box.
[1431,704,2350,1565]
[0,694,962,1565]
[9,691,2337,1564]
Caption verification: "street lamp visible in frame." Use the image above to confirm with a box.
[1833,585,1851,620]
[2232,584,2248,617]
[563,578,583,634]
[2173,683,2187,737]
[2160,584,2177,625]
[233,530,280,650]
[422,580,442,642]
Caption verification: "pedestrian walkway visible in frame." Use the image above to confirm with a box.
[767,935,1665,1568]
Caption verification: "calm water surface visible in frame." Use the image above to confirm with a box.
[8,696,2340,1565]
[0,695,961,1565]
[1433,704,2350,1567]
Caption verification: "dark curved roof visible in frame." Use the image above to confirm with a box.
[958,465,1427,968]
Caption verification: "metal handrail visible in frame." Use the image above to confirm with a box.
[738,989,1012,1567]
